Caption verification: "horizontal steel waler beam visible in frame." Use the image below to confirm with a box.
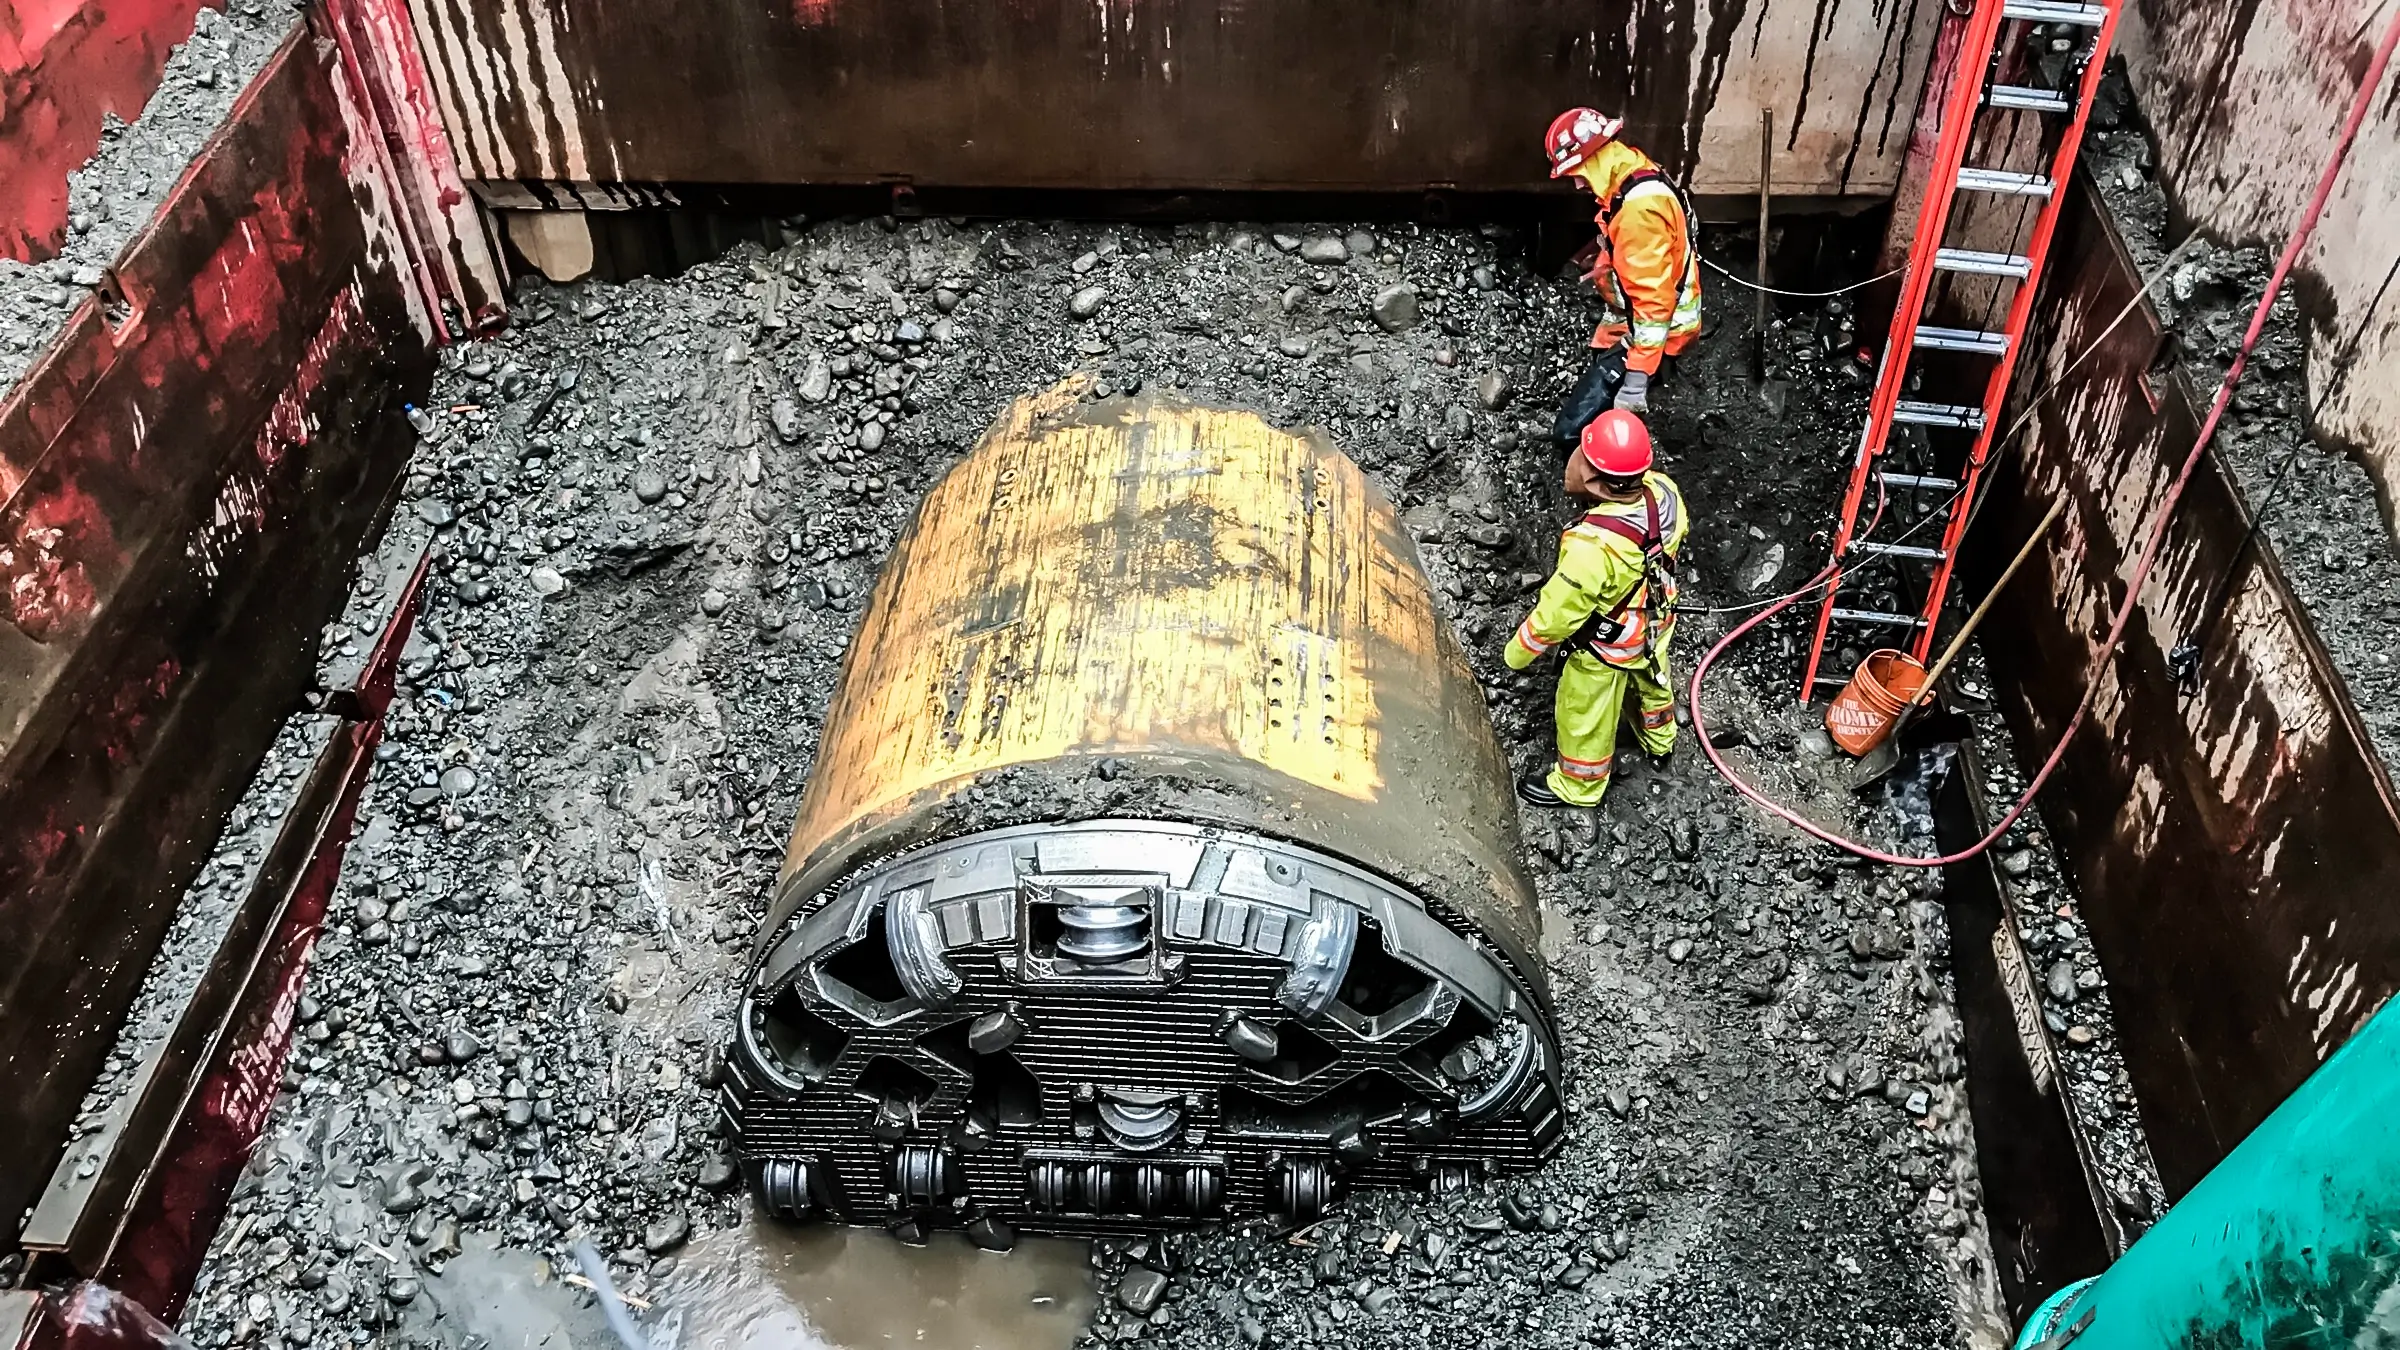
[18,555,430,1309]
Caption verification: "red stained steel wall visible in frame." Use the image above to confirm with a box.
[408,0,1944,207]
[1980,182,2400,1197]
[93,561,427,1321]
[0,20,436,1232]
[0,0,217,262]
[2120,0,2400,544]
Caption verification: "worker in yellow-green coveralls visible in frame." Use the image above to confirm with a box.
[1505,409,1689,808]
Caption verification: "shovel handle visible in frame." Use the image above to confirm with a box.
[1910,497,2068,710]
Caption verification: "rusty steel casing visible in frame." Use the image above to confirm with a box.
[728,380,1560,1234]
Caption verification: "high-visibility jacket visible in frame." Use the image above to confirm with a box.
[1575,144,1703,375]
[1505,472,1689,672]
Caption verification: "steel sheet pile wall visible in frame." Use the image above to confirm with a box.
[0,27,436,1231]
[316,0,507,329]
[1980,181,2400,1197]
[407,0,1940,206]
[2119,0,2400,540]
[0,0,218,261]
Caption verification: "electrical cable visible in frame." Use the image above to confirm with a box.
[1946,230,2205,545]
[1685,3,2400,867]
[1678,576,1834,617]
[2173,233,2400,673]
[1701,256,1909,298]
[1820,228,2208,609]
[2177,435,2309,676]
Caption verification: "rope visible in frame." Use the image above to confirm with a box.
[1684,3,2400,866]
[1701,256,1909,298]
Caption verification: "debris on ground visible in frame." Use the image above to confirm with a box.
[1948,649,2166,1231]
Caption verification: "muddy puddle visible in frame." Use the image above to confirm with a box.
[423,1225,1093,1350]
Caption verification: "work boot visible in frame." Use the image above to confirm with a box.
[1515,773,1573,809]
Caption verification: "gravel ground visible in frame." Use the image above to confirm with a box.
[163,218,2021,1350]
[0,2,291,399]
[1949,648,2166,1234]
[2084,70,2400,775]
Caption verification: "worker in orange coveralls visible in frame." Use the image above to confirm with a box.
[1542,108,1703,444]
[1506,410,1688,809]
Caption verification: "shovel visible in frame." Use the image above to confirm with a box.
[1850,497,2067,790]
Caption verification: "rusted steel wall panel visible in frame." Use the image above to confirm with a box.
[91,561,426,1319]
[0,0,217,261]
[0,26,434,1230]
[407,0,1942,202]
[1979,179,2400,1198]
[2119,0,2400,542]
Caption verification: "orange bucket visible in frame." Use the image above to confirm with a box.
[1824,649,1929,755]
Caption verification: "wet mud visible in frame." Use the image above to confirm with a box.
[396,1226,1091,1350]
[651,1227,1092,1350]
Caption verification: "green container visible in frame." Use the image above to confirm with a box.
[2013,999,2400,1348]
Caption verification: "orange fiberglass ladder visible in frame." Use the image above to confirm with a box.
[1799,0,2124,700]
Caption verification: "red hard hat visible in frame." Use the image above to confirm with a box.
[1579,409,1653,476]
[1545,107,1624,178]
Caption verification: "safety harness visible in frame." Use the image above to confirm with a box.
[1569,485,1679,666]
[1602,169,1700,254]
[1590,169,1702,355]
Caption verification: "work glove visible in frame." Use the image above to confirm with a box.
[1613,368,1650,413]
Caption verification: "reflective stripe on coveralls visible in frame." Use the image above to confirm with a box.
[1547,658,1678,804]
[1503,471,1689,806]
[1558,751,1612,782]
[1575,145,1703,376]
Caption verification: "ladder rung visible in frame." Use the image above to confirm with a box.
[1877,471,1960,491]
[1851,541,1948,562]
[1986,85,2074,113]
[1934,247,2033,278]
[1830,608,1930,629]
[1811,674,1853,688]
[2004,0,2107,24]
[1914,325,2010,355]
[1956,168,2054,197]
[1893,400,1986,429]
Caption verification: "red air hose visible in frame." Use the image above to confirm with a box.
[1688,8,2400,867]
